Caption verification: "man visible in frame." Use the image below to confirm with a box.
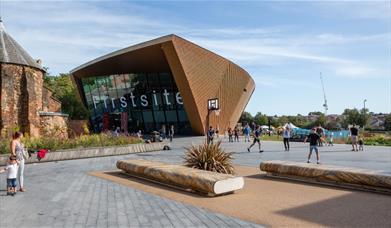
[247,126,264,153]
[207,126,215,145]
[350,124,359,151]
[243,124,251,142]
[304,128,323,164]
[234,126,240,142]
[169,125,174,142]
[282,126,291,151]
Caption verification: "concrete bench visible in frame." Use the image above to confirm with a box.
[116,159,244,196]
[260,160,391,194]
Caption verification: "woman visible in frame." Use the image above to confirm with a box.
[10,132,26,192]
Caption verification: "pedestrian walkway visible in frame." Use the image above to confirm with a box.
[1,136,390,227]
[0,154,262,227]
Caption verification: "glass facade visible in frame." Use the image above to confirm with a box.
[81,72,192,135]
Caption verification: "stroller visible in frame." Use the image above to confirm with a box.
[28,149,50,161]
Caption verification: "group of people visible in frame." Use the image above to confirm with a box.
[207,123,366,165]
[0,132,26,196]
[159,125,175,142]
[304,124,364,164]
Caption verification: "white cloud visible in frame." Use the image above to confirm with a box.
[335,66,388,78]
[2,0,389,80]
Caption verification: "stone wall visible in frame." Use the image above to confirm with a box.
[42,86,61,112]
[0,63,68,138]
[39,113,69,139]
[0,64,25,136]
[25,67,43,137]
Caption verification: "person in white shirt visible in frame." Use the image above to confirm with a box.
[0,155,19,196]
[283,126,291,151]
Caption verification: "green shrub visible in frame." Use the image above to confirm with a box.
[0,133,143,154]
[183,141,234,174]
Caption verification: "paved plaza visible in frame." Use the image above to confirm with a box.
[1,136,390,227]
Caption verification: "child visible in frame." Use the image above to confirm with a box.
[328,133,334,146]
[358,138,364,151]
[0,155,19,196]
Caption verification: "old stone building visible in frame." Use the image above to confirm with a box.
[0,19,68,138]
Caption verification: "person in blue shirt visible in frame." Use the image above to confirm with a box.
[243,124,251,142]
[247,126,264,153]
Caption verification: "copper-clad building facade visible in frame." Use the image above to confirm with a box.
[71,35,255,135]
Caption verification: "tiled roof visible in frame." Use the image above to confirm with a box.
[0,19,43,70]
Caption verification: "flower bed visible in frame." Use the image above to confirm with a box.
[0,133,143,154]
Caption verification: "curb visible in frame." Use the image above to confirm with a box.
[0,142,165,166]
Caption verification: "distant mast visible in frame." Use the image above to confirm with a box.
[320,72,328,115]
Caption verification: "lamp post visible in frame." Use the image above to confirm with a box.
[207,98,219,144]
[363,99,367,130]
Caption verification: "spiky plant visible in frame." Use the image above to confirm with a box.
[183,141,235,174]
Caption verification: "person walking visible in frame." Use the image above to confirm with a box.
[327,132,334,146]
[227,127,233,142]
[350,124,359,151]
[243,124,251,142]
[247,126,264,153]
[234,126,240,142]
[282,126,291,151]
[169,125,174,142]
[304,128,323,164]
[207,126,215,145]
[10,132,26,192]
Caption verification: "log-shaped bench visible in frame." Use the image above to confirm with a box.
[117,159,244,196]
[260,160,391,194]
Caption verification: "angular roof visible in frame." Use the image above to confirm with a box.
[0,19,43,70]
[71,34,255,135]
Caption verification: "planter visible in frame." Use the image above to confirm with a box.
[0,142,165,166]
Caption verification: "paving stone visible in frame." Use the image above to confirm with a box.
[7,136,387,227]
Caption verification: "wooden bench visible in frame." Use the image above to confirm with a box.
[260,160,391,194]
[116,159,244,196]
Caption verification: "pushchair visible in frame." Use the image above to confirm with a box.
[27,149,50,161]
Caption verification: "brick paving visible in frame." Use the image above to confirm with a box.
[0,138,263,228]
[1,136,390,227]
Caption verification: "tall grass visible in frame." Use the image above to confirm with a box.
[183,141,235,174]
[0,133,143,154]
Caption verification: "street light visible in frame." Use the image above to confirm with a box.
[364,99,367,110]
[207,98,219,143]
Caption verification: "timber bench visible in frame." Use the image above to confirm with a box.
[260,160,391,194]
[116,159,244,196]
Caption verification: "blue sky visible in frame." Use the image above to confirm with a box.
[2,0,390,116]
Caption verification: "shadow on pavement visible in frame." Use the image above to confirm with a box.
[276,192,391,227]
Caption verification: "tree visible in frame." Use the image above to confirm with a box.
[254,112,268,126]
[384,114,391,131]
[44,73,90,120]
[314,113,326,127]
[240,112,253,125]
[341,108,369,128]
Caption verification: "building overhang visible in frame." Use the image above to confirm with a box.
[70,34,255,135]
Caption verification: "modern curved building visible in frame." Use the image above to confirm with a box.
[71,34,255,135]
